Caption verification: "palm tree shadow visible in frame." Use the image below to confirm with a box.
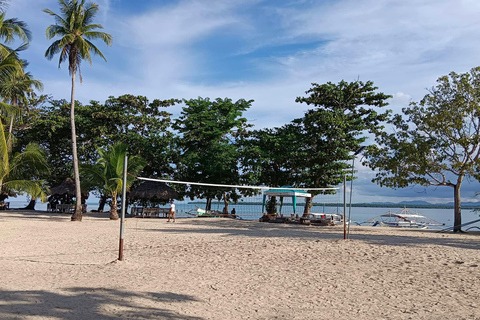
[0,287,203,319]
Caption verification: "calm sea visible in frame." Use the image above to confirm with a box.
[7,199,480,231]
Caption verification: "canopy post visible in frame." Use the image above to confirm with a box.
[293,196,296,213]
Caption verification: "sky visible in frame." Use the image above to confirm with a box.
[6,0,480,204]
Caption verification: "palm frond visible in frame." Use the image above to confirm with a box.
[83,31,112,46]
[3,179,48,201]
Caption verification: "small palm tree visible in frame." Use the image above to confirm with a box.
[82,143,145,220]
[0,119,49,205]
[44,0,112,221]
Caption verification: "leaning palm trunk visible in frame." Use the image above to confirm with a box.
[70,70,83,221]
[110,191,119,220]
[7,97,17,153]
[7,115,13,152]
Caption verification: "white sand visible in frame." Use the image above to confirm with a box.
[1,210,479,320]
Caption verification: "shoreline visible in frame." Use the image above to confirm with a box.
[1,210,479,319]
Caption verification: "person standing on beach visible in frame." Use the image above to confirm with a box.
[168,200,175,222]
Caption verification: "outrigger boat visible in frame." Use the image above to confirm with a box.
[366,208,444,229]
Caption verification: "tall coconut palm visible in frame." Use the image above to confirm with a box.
[0,118,49,205]
[0,67,43,152]
[44,0,112,221]
[82,143,145,220]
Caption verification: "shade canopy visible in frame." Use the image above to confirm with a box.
[262,187,312,214]
[128,181,178,200]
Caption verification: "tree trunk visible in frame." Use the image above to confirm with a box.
[206,197,212,211]
[223,192,229,214]
[24,198,36,210]
[303,196,313,217]
[69,70,83,221]
[453,176,463,232]
[110,192,119,220]
[98,194,107,212]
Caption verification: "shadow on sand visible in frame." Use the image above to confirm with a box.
[0,287,203,320]
[0,209,113,221]
[141,218,480,251]
[2,210,479,251]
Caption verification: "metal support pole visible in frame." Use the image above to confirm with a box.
[343,174,347,240]
[347,146,365,239]
[347,157,355,237]
[118,154,128,261]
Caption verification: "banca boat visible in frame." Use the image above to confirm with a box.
[366,208,444,229]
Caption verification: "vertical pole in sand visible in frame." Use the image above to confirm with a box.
[118,155,128,261]
[343,174,347,240]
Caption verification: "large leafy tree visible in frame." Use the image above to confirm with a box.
[294,80,391,215]
[173,97,253,211]
[241,124,301,187]
[16,95,179,210]
[86,95,180,177]
[44,0,112,221]
[81,142,145,220]
[365,67,480,232]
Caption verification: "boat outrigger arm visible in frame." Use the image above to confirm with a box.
[439,218,480,232]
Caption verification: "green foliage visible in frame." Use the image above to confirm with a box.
[81,142,145,220]
[294,80,390,189]
[44,0,112,80]
[87,94,180,177]
[0,118,49,202]
[17,94,179,189]
[367,67,480,187]
[173,97,253,208]
[365,66,480,231]
[241,124,301,188]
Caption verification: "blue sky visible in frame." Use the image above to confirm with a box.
[6,0,480,204]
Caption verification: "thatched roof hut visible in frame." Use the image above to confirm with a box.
[128,181,178,200]
[49,178,89,198]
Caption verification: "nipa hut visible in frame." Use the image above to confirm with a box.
[49,178,89,202]
[128,181,178,201]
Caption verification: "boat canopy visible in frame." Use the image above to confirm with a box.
[262,186,311,214]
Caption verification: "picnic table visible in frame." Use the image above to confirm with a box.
[48,204,86,213]
[131,207,170,218]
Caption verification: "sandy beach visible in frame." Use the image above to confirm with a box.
[1,210,479,320]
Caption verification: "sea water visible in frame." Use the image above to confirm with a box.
[8,198,479,231]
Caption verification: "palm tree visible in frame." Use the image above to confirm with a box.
[44,0,112,221]
[0,11,30,58]
[0,118,49,206]
[0,67,43,152]
[82,143,145,220]
[0,10,31,107]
